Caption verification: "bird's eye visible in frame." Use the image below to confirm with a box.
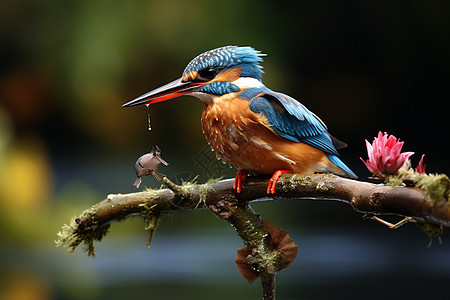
[198,68,218,81]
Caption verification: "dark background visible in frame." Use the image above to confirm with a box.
[0,1,449,299]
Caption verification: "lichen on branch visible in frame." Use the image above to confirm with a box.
[55,173,449,300]
[56,173,450,257]
[55,210,110,257]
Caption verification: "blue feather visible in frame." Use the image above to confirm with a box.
[248,91,340,156]
[302,134,338,155]
[240,86,270,100]
[326,154,358,178]
[198,81,240,96]
[183,46,265,81]
[263,91,327,134]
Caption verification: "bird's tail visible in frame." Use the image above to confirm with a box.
[325,154,358,179]
[133,177,142,188]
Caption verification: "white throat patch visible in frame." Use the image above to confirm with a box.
[190,91,219,104]
[231,77,264,89]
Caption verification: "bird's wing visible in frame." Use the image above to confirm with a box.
[248,90,338,155]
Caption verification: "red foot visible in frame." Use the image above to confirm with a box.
[267,170,292,194]
[233,170,249,194]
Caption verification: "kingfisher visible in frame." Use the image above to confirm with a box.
[123,46,357,194]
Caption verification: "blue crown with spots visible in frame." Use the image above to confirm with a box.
[183,46,265,81]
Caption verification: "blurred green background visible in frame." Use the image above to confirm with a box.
[1,1,449,299]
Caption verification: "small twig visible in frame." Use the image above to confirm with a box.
[145,215,159,247]
[163,176,183,194]
[363,214,415,229]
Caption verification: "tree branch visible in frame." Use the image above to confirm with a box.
[56,173,449,300]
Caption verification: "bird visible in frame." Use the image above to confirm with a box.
[133,145,169,188]
[123,46,357,194]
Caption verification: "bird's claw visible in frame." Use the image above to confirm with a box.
[267,170,292,194]
[233,170,249,194]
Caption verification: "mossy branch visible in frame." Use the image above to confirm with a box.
[56,173,449,299]
[56,173,449,255]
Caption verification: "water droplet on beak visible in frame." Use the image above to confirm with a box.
[146,104,152,131]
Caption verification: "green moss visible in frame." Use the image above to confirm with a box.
[385,164,416,187]
[280,174,314,192]
[384,160,415,187]
[55,209,110,257]
[205,177,223,184]
[55,217,82,254]
[416,221,443,247]
[384,169,448,244]
[139,189,160,211]
[384,162,449,206]
[291,174,313,185]
[139,189,162,235]
[386,173,408,187]
[246,246,282,273]
[140,203,158,226]
[173,178,215,209]
[144,215,159,231]
[196,183,215,208]
[416,174,450,205]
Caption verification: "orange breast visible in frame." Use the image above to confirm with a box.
[201,94,329,175]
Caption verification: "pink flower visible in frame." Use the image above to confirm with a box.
[360,131,414,174]
[415,154,426,174]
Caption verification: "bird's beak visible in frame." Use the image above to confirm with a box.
[122,78,204,107]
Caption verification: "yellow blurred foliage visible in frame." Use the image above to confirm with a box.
[0,271,51,300]
[75,86,143,147]
[0,136,53,216]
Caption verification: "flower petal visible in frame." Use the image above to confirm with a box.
[361,132,415,174]
[416,154,426,174]
[360,157,378,173]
